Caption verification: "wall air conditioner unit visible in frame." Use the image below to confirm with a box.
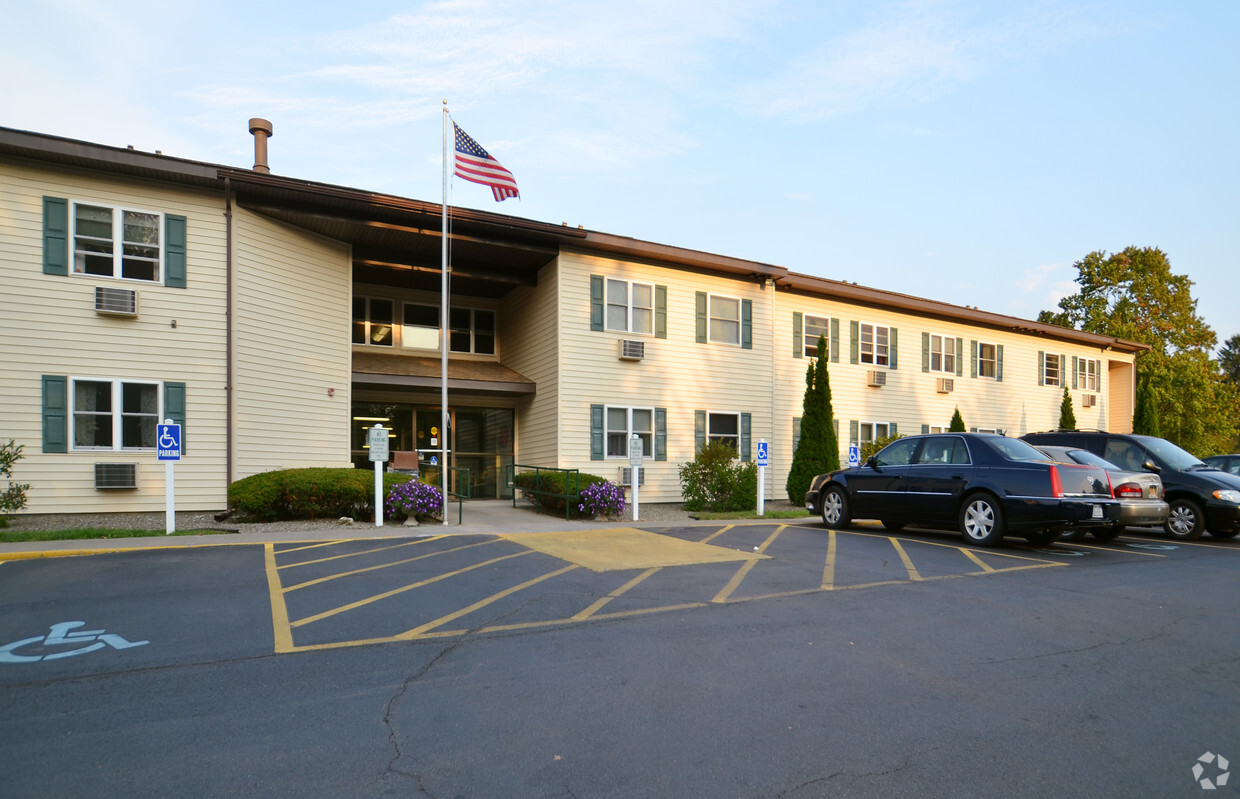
[620,467,645,487]
[867,370,887,387]
[95,286,138,316]
[619,339,645,360]
[936,377,954,394]
[95,463,138,489]
[1081,394,1097,407]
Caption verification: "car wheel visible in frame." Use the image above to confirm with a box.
[1207,528,1240,539]
[1059,528,1085,543]
[1165,498,1205,541]
[1091,525,1123,541]
[959,493,1005,547]
[880,520,904,531]
[1024,529,1061,546]
[821,486,851,529]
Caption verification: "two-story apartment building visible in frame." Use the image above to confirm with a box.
[0,125,1146,517]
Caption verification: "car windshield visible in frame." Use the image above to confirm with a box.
[987,436,1048,462]
[1134,436,1205,470]
[1066,449,1120,470]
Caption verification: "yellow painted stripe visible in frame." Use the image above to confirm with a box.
[275,540,348,554]
[822,529,837,589]
[282,539,497,592]
[713,524,786,603]
[264,543,295,654]
[290,550,533,628]
[573,567,662,621]
[960,548,996,572]
[278,536,451,569]
[696,524,735,544]
[890,539,923,581]
[396,564,579,639]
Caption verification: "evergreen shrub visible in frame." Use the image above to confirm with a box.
[229,467,415,521]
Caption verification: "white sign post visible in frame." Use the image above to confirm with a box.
[369,424,389,527]
[756,440,769,517]
[629,433,643,522]
[157,419,182,535]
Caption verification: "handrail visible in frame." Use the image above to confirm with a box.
[506,464,581,520]
[446,466,470,524]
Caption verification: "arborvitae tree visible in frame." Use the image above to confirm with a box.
[1132,377,1161,436]
[948,407,966,432]
[1058,387,1077,430]
[786,336,840,504]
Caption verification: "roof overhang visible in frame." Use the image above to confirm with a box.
[352,352,536,397]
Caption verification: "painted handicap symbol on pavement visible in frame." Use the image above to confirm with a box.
[0,621,149,663]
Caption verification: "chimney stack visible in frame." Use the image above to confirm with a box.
[248,118,273,174]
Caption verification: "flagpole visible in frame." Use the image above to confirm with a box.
[441,101,450,526]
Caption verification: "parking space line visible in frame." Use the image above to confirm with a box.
[1064,541,1165,556]
[573,567,662,621]
[822,529,838,589]
[276,540,349,555]
[278,536,451,570]
[289,550,535,628]
[960,548,996,572]
[396,564,580,639]
[696,525,735,544]
[712,525,787,603]
[1119,536,1239,551]
[890,539,923,581]
[283,539,498,592]
[264,544,295,654]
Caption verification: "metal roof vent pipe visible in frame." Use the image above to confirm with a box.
[248,118,273,174]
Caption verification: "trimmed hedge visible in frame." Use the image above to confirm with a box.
[229,467,416,521]
[512,470,609,517]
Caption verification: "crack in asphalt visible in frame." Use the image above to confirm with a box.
[978,615,1185,665]
[771,756,916,797]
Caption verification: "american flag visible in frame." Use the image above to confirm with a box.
[453,122,520,202]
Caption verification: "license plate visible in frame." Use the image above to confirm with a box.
[1091,505,1103,519]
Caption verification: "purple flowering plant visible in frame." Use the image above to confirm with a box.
[577,480,626,518]
[386,479,443,520]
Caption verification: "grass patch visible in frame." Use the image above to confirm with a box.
[691,509,811,521]
[0,528,232,543]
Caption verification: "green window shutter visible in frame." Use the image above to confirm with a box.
[654,408,667,461]
[833,419,840,447]
[590,404,604,460]
[1072,356,1079,389]
[1061,354,1067,386]
[921,424,930,434]
[890,422,898,436]
[792,312,803,358]
[164,381,187,453]
[1038,351,1045,385]
[740,412,752,461]
[42,375,68,453]
[971,340,979,378]
[955,338,964,376]
[741,300,753,349]
[589,275,604,331]
[849,321,859,364]
[793,417,802,451]
[43,197,69,276]
[889,327,898,370]
[655,285,667,339]
[996,344,1004,382]
[694,410,706,454]
[695,292,707,343]
[849,419,859,446]
[921,332,930,373]
[165,214,187,288]
[830,318,840,363]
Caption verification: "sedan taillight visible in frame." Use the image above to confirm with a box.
[1049,465,1064,498]
[1114,482,1143,499]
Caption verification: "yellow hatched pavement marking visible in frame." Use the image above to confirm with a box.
[278,536,449,569]
[276,540,349,555]
[283,539,497,592]
[573,567,662,621]
[960,548,996,572]
[396,564,580,639]
[264,544,295,654]
[822,529,838,589]
[890,538,923,581]
[713,525,786,603]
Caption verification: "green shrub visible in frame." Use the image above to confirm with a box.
[229,467,415,521]
[861,433,905,463]
[512,469,608,517]
[679,440,757,512]
[1,440,30,528]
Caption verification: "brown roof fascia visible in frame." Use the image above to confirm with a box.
[573,230,784,282]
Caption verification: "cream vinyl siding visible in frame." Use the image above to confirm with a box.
[231,208,352,477]
[557,251,773,501]
[500,262,559,466]
[0,162,228,513]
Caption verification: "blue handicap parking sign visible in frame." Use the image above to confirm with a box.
[157,424,182,461]
[756,441,769,467]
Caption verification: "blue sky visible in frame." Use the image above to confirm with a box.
[5,0,1237,348]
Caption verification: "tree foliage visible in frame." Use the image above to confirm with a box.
[1058,387,1077,431]
[1132,377,1160,437]
[786,337,840,504]
[1220,335,1240,387]
[1,440,30,527]
[948,407,966,433]
[1039,247,1239,455]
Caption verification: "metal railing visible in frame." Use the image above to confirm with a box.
[505,464,581,520]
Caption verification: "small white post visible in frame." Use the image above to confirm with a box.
[165,460,175,535]
[757,439,768,518]
[629,433,643,522]
[369,424,389,527]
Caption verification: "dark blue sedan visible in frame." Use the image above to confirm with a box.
[804,433,1120,547]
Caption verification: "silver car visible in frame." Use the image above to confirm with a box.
[1036,446,1169,541]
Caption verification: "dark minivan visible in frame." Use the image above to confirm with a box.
[1021,431,1240,541]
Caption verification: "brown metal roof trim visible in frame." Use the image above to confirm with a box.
[352,352,536,394]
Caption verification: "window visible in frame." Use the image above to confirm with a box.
[1043,353,1061,387]
[707,412,741,451]
[606,279,654,335]
[978,342,997,379]
[450,308,496,355]
[606,406,654,458]
[927,425,948,434]
[859,422,890,445]
[402,303,440,350]
[1078,358,1098,391]
[73,202,161,282]
[929,335,956,374]
[873,437,918,466]
[397,304,496,354]
[804,314,831,358]
[860,324,890,366]
[917,437,971,465]
[353,297,394,346]
[709,295,741,345]
[71,379,159,450]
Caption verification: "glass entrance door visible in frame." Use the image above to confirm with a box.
[412,406,513,499]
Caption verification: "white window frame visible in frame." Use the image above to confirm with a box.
[803,314,833,358]
[605,405,654,458]
[708,294,741,345]
[69,377,162,451]
[975,427,1001,434]
[929,334,956,374]
[71,200,164,283]
[1043,353,1061,387]
[1078,358,1098,391]
[605,279,654,336]
[353,296,394,347]
[860,323,890,367]
[707,411,741,451]
[859,421,891,445]
[402,302,440,351]
[449,307,497,355]
[928,425,948,434]
[978,342,998,379]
